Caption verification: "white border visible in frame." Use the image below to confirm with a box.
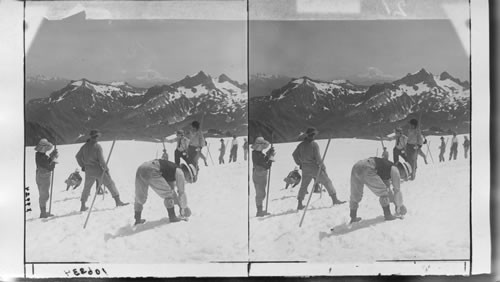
[0,0,25,279]
[471,0,491,274]
[0,0,492,278]
[25,263,247,278]
[249,261,470,276]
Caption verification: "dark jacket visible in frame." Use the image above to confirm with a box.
[158,159,178,182]
[373,157,395,180]
[35,152,56,173]
[252,150,272,170]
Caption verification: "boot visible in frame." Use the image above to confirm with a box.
[331,194,346,205]
[114,195,129,207]
[383,205,396,221]
[167,207,181,223]
[40,206,54,218]
[256,205,270,217]
[134,211,146,225]
[349,209,362,224]
[297,200,305,210]
[80,201,88,212]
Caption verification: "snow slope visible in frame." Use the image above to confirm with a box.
[249,135,470,262]
[25,138,248,263]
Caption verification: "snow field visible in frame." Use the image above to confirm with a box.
[249,135,470,262]
[25,137,248,263]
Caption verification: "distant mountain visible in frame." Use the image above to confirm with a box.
[25,72,247,145]
[249,69,470,142]
[249,74,291,98]
[26,75,71,102]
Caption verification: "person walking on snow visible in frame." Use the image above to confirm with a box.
[187,121,206,170]
[463,136,470,159]
[133,159,197,225]
[392,127,408,164]
[65,168,82,191]
[406,119,424,180]
[439,136,446,162]
[165,130,190,166]
[75,129,129,212]
[349,157,409,223]
[219,139,226,164]
[449,132,459,161]
[34,138,58,218]
[243,138,249,161]
[292,127,346,210]
[251,137,275,217]
[229,135,238,163]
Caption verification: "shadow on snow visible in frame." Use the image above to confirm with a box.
[104,218,174,241]
[319,216,388,240]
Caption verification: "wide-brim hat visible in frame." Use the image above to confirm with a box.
[34,138,53,153]
[176,130,185,135]
[305,127,318,136]
[396,162,412,181]
[89,129,101,138]
[440,136,445,140]
[251,137,270,151]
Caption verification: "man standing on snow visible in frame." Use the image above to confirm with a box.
[349,157,409,223]
[392,127,408,164]
[292,127,345,210]
[165,130,190,166]
[229,135,238,163]
[463,136,470,159]
[34,138,58,218]
[187,121,205,170]
[406,119,424,180]
[251,137,275,217]
[134,159,197,225]
[449,132,459,161]
[76,129,128,212]
[219,139,226,164]
[439,136,446,162]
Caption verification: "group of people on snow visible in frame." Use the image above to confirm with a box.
[251,126,407,223]
[33,124,201,225]
[33,119,251,225]
[252,118,470,223]
[218,136,248,164]
[438,133,470,162]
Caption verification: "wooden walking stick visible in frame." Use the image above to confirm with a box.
[265,132,274,212]
[48,137,57,214]
[84,139,116,229]
[299,137,332,228]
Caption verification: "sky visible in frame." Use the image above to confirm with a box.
[250,20,470,82]
[27,15,247,84]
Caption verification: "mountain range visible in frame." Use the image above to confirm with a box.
[25,71,247,145]
[249,68,470,142]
